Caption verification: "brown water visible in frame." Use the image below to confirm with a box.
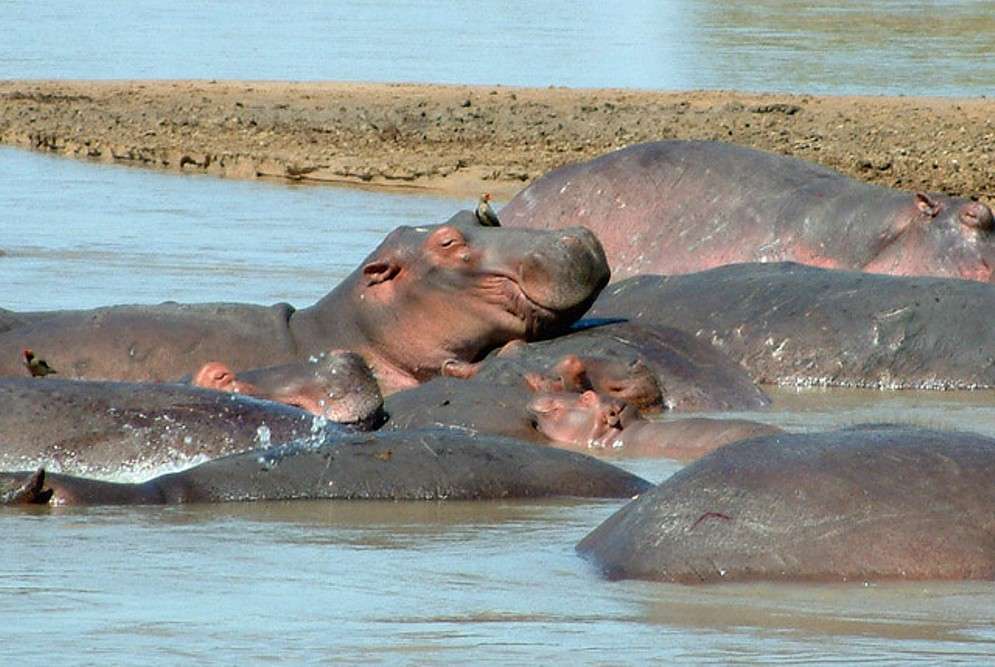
[2,151,995,663]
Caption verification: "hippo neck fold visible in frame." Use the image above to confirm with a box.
[289,280,425,394]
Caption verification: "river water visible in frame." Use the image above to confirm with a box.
[2,147,995,663]
[3,2,995,662]
[2,1,994,96]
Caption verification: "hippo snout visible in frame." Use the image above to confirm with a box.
[518,227,610,311]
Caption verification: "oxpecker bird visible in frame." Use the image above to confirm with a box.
[23,349,57,377]
[475,193,501,227]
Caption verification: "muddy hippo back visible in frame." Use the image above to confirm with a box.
[502,140,994,282]
[577,425,995,583]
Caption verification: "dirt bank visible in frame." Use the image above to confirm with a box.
[1,80,992,201]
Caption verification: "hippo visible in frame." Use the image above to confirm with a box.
[460,321,771,412]
[501,140,995,282]
[0,376,379,475]
[0,212,609,394]
[518,351,663,413]
[383,377,544,443]
[577,425,995,583]
[528,390,781,461]
[190,350,383,422]
[590,262,995,389]
[0,429,652,506]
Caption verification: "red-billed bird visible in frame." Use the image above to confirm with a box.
[23,349,57,377]
[475,193,501,227]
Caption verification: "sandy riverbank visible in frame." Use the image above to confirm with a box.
[1,80,993,201]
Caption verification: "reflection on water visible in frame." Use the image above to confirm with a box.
[0,1,993,95]
[2,148,995,662]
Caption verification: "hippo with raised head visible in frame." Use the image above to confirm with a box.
[577,425,995,583]
[191,350,383,421]
[0,212,609,394]
[501,140,995,282]
[0,372,386,475]
[591,262,995,389]
[0,429,652,506]
[528,390,781,461]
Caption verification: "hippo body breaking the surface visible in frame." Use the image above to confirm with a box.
[591,262,995,389]
[0,429,652,506]
[501,140,994,282]
[471,321,771,412]
[0,213,609,394]
[528,390,782,461]
[578,425,995,584]
[0,377,346,475]
[383,378,544,443]
[191,350,384,424]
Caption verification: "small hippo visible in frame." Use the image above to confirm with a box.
[528,390,781,461]
[191,349,383,426]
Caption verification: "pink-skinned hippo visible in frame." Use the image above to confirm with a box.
[0,212,609,394]
[577,425,995,584]
[590,262,995,389]
[528,390,781,461]
[191,350,382,423]
[519,352,663,413]
[501,140,994,282]
[0,428,652,506]
[459,320,770,412]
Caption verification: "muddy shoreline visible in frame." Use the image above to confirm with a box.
[1,80,992,201]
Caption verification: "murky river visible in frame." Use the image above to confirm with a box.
[2,148,994,663]
[2,1,994,95]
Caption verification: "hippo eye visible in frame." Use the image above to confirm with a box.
[439,237,460,248]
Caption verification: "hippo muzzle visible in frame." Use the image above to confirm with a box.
[481,225,610,321]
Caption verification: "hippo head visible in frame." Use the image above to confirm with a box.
[553,354,664,413]
[341,212,610,388]
[193,352,384,427]
[866,193,995,282]
[528,390,636,449]
[273,350,384,428]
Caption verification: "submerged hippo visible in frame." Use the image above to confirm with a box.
[0,212,609,394]
[191,350,383,422]
[577,425,995,583]
[501,140,995,282]
[518,351,663,413]
[528,390,781,461]
[591,262,995,389]
[0,429,651,506]
[0,376,378,475]
[462,321,770,412]
[383,377,544,443]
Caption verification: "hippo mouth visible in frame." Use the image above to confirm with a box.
[476,274,559,336]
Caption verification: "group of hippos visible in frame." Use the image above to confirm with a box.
[3,140,994,584]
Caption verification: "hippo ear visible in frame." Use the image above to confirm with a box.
[578,390,599,407]
[959,201,994,230]
[362,260,401,286]
[914,192,942,217]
